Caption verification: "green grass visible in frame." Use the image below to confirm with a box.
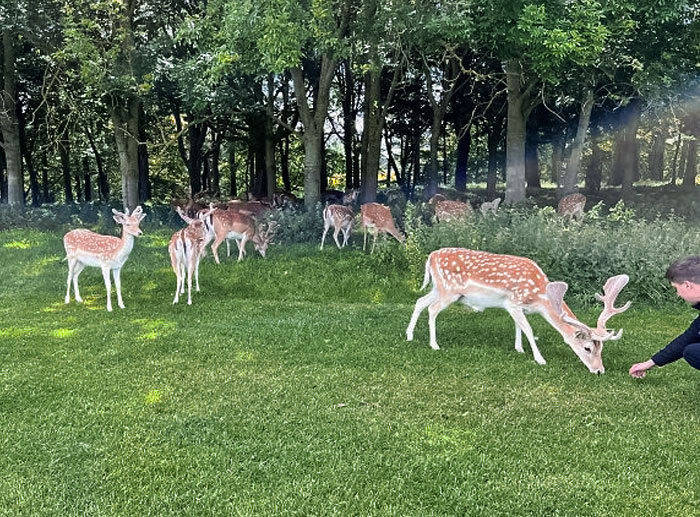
[1,229,699,516]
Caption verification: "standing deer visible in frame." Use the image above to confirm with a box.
[169,207,215,305]
[320,204,354,250]
[557,193,586,220]
[434,199,473,222]
[406,248,630,373]
[210,209,276,263]
[63,206,146,312]
[480,197,502,216]
[361,203,405,254]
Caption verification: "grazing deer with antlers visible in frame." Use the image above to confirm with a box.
[169,206,215,305]
[63,206,146,312]
[557,193,586,221]
[361,203,405,254]
[210,209,276,263]
[480,197,502,216]
[405,248,630,373]
[320,204,354,250]
[434,199,473,222]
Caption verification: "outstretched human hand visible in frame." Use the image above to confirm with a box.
[629,359,656,378]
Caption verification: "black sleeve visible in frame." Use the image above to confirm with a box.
[652,315,700,367]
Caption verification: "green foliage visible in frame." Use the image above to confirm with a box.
[268,203,325,244]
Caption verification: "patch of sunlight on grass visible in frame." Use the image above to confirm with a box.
[24,256,62,277]
[145,388,164,405]
[42,300,67,312]
[3,239,32,249]
[371,290,384,304]
[51,328,76,338]
[0,327,33,337]
[133,318,175,341]
[235,350,256,363]
[423,424,476,456]
[144,235,171,248]
[142,280,158,292]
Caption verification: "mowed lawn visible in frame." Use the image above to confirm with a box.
[0,228,699,516]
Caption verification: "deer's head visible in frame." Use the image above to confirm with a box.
[547,275,631,374]
[113,206,146,237]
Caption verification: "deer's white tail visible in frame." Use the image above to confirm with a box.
[420,255,433,290]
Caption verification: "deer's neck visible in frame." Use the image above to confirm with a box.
[116,231,135,262]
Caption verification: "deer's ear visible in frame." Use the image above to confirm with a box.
[546,281,568,315]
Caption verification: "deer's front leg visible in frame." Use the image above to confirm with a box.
[101,266,113,312]
[113,268,125,309]
[427,294,460,350]
[514,326,524,353]
[237,236,248,262]
[506,307,545,365]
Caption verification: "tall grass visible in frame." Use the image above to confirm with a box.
[0,227,699,516]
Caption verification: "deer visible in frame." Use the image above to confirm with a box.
[225,199,274,219]
[557,193,586,221]
[209,209,276,263]
[405,248,631,373]
[434,199,473,222]
[427,193,447,206]
[320,204,354,250]
[360,202,405,254]
[63,206,147,312]
[480,197,502,216]
[169,206,215,305]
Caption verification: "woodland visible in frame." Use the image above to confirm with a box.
[0,1,699,212]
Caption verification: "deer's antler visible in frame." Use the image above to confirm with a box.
[595,274,631,333]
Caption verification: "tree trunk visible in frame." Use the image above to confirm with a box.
[610,129,625,186]
[41,152,51,203]
[1,151,6,202]
[265,76,276,201]
[59,136,73,204]
[18,102,40,206]
[0,30,23,206]
[551,132,564,186]
[111,96,140,211]
[504,60,532,204]
[138,104,150,202]
[228,141,238,198]
[291,58,337,208]
[86,127,109,201]
[560,89,594,197]
[454,125,470,191]
[585,127,603,194]
[302,130,323,206]
[342,59,355,190]
[210,132,221,196]
[187,120,207,195]
[487,124,500,198]
[621,98,641,203]
[360,62,382,203]
[82,156,92,202]
[682,137,697,190]
[525,122,540,189]
[648,124,668,182]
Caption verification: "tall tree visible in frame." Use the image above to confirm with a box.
[0,28,23,205]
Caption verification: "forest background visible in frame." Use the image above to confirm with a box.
[0,0,698,215]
